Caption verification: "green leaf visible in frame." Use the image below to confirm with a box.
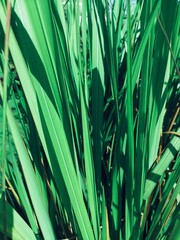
[0,200,36,240]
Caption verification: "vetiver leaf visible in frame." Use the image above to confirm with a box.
[0,199,36,240]
[144,131,180,200]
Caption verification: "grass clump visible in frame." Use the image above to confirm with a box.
[0,0,180,239]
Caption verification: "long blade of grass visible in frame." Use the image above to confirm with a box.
[90,1,105,193]
[125,1,134,238]
[80,82,99,239]
[1,2,11,239]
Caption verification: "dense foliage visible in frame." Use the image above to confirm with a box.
[0,0,180,239]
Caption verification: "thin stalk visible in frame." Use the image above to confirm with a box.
[157,16,180,81]
[168,106,179,132]
[162,131,180,137]
[1,1,11,240]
